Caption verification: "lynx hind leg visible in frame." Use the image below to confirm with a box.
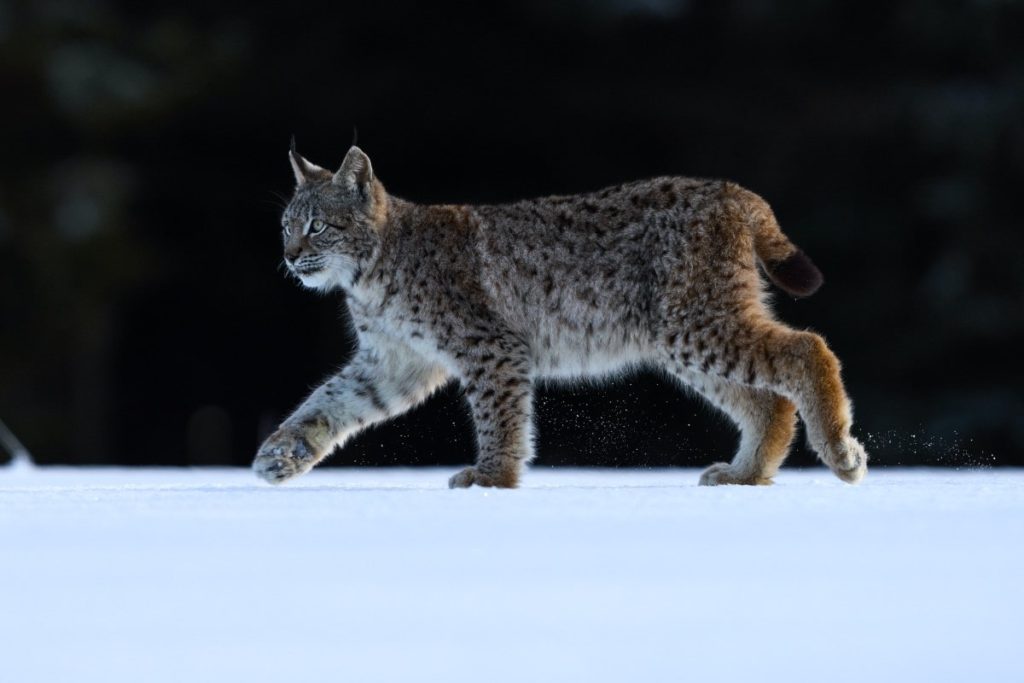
[762,326,868,484]
[667,318,868,484]
[674,371,797,486]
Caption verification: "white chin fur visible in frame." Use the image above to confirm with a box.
[298,270,336,290]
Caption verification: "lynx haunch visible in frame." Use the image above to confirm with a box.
[253,143,867,488]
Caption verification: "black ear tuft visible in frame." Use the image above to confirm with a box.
[288,138,327,187]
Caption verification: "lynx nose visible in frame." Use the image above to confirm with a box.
[284,245,303,263]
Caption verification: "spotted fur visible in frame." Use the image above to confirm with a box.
[252,145,868,488]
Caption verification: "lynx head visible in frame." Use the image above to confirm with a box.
[281,142,389,291]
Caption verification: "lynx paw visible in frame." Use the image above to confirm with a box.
[252,430,317,485]
[448,466,518,489]
[823,435,868,484]
[698,463,773,486]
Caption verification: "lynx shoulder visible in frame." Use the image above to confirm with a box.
[253,144,866,489]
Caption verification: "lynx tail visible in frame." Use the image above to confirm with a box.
[727,183,824,298]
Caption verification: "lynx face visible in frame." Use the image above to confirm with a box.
[282,145,386,291]
[281,185,376,290]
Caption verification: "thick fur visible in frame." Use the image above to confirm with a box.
[253,145,868,488]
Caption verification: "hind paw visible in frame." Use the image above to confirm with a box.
[699,463,773,486]
[823,436,868,484]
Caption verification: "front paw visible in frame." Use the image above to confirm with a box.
[252,429,317,485]
[448,466,519,489]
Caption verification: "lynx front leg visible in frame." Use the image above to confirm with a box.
[254,344,447,484]
[449,345,535,489]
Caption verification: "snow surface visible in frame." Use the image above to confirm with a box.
[1,467,1022,683]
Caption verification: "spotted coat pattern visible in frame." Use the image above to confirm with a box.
[252,146,868,488]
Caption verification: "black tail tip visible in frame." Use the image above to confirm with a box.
[768,249,824,298]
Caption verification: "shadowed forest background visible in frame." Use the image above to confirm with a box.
[1,0,1022,468]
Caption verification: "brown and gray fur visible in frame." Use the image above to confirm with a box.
[253,143,868,488]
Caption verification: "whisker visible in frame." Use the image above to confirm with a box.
[260,199,288,211]
[259,190,291,212]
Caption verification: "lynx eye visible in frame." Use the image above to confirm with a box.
[309,218,328,236]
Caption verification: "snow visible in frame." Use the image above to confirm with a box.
[1,467,1022,683]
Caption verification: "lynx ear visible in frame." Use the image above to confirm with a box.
[288,137,326,186]
[333,146,374,193]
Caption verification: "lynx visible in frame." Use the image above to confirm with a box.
[253,142,868,488]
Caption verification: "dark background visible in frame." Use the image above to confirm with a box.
[2,0,1022,469]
